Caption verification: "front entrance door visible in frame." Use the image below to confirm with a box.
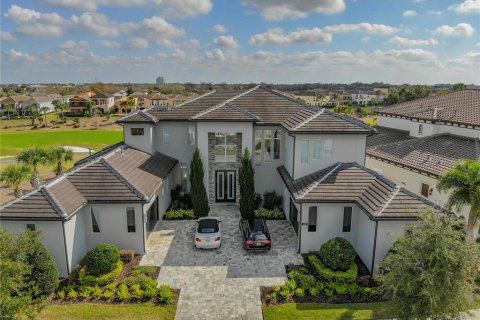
[290,198,299,235]
[215,170,236,202]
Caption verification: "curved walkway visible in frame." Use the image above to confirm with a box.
[140,204,303,320]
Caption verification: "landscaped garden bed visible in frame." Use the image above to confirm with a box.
[51,244,177,306]
[253,191,286,220]
[164,184,196,220]
[261,237,381,306]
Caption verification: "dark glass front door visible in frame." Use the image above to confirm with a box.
[215,170,236,202]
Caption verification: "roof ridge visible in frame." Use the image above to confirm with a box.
[101,158,147,201]
[191,85,259,119]
[225,103,259,121]
[324,109,376,133]
[292,109,325,131]
[41,186,67,218]
[375,185,401,216]
[298,163,342,199]
[172,90,216,109]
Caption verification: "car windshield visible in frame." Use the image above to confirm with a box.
[197,219,219,233]
[249,232,268,241]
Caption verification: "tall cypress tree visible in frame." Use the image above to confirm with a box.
[239,148,255,220]
[189,149,210,217]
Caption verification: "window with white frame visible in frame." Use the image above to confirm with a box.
[264,130,272,163]
[274,130,281,159]
[131,128,144,136]
[255,130,262,163]
[188,126,195,146]
[91,207,100,233]
[163,127,170,145]
[215,132,236,162]
[308,206,317,232]
[324,139,333,157]
[126,207,136,232]
[312,140,321,160]
[301,141,309,164]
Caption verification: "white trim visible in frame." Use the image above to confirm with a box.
[298,163,342,199]
[292,109,325,131]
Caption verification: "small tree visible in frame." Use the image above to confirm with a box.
[48,146,74,176]
[189,149,209,217]
[27,104,38,127]
[84,243,120,276]
[40,106,49,126]
[0,164,32,197]
[452,83,467,91]
[376,211,480,320]
[17,147,49,188]
[239,148,255,220]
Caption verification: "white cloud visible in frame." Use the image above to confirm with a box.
[476,42,480,47]
[40,0,145,11]
[428,10,443,15]
[214,24,228,34]
[448,0,480,14]
[205,49,225,61]
[361,36,370,43]
[433,23,475,36]
[323,23,398,35]
[185,39,200,48]
[70,12,124,36]
[97,40,121,49]
[134,16,185,40]
[242,0,346,20]
[172,49,186,59]
[402,10,417,17]
[389,36,438,46]
[1,31,17,42]
[59,40,89,50]
[4,5,64,37]
[159,0,213,18]
[4,49,37,61]
[250,27,332,45]
[447,51,480,70]
[214,35,239,49]
[126,37,149,49]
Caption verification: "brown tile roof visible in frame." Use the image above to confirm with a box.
[376,90,480,127]
[278,163,447,219]
[366,126,413,148]
[0,145,178,220]
[367,133,479,177]
[118,87,374,133]
[1,95,31,104]
[91,92,113,99]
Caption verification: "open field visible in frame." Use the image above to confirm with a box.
[37,303,176,320]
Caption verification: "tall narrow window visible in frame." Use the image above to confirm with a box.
[421,183,430,198]
[26,224,36,231]
[163,127,170,145]
[308,206,317,232]
[126,207,136,233]
[188,126,195,145]
[324,139,333,157]
[255,130,262,163]
[301,140,309,164]
[91,208,100,233]
[312,140,321,160]
[418,124,423,135]
[343,207,352,232]
[274,130,281,159]
[180,162,188,191]
[264,130,272,163]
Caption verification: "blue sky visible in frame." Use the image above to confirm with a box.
[1,0,479,84]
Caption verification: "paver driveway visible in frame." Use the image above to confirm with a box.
[140,204,303,320]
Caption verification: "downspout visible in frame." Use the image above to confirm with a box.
[370,220,379,275]
[292,135,296,179]
[61,221,71,276]
[298,203,302,253]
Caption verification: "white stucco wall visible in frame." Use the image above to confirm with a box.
[437,125,480,138]
[284,134,294,176]
[293,134,366,179]
[124,123,153,154]
[377,116,410,131]
[0,220,69,277]
[409,122,436,138]
[373,220,412,274]
[355,211,376,271]
[64,212,88,273]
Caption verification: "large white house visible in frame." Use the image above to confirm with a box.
[366,90,479,237]
[0,86,447,276]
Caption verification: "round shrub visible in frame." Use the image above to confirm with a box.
[319,237,356,271]
[84,244,120,276]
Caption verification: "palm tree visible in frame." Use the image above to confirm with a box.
[27,104,38,127]
[126,96,136,112]
[437,159,480,237]
[17,147,49,188]
[3,104,14,118]
[48,146,74,176]
[40,106,49,126]
[0,164,32,197]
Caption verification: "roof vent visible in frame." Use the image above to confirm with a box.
[433,107,443,119]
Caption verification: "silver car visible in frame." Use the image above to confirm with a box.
[194,217,221,249]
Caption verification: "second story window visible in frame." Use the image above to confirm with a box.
[26,224,36,231]
[274,130,281,159]
[301,141,309,164]
[131,128,144,136]
[418,124,423,135]
[312,140,321,160]
[188,126,195,145]
[324,139,333,157]
[215,132,236,162]
[255,130,262,163]
[264,130,272,163]
[163,127,170,145]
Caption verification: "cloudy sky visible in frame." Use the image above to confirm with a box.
[1,0,479,84]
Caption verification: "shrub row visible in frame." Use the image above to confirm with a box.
[308,255,358,283]
[254,207,285,220]
[165,209,195,220]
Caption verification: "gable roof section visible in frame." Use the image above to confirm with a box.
[366,126,413,148]
[367,133,479,177]
[376,90,480,128]
[278,162,447,219]
[0,190,62,220]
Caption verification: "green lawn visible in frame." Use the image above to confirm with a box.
[0,130,123,156]
[263,302,393,320]
[37,303,176,320]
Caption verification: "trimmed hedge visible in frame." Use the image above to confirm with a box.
[308,255,357,283]
[79,261,123,286]
[165,209,195,220]
[84,243,120,276]
[318,237,356,271]
[255,207,285,220]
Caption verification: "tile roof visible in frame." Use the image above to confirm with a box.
[366,133,479,177]
[278,163,448,219]
[0,145,178,220]
[376,90,480,128]
[118,87,374,134]
[366,126,413,148]
[91,92,113,99]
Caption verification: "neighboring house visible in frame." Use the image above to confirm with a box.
[350,91,377,106]
[0,95,31,115]
[20,95,55,115]
[91,92,115,113]
[0,145,177,277]
[171,94,191,106]
[48,93,70,104]
[366,90,480,237]
[129,90,149,109]
[69,95,91,115]
[0,86,449,276]
[113,90,127,102]
[115,97,138,113]
[145,92,172,107]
